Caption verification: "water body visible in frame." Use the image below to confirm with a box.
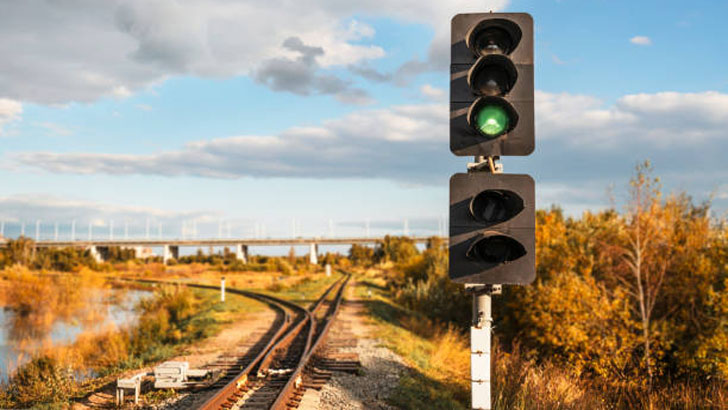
[0,288,151,382]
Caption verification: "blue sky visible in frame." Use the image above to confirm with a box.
[1,0,727,242]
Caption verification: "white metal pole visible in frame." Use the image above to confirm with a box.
[221,277,226,302]
[109,220,114,240]
[471,288,493,410]
[125,221,129,240]
[88,222,92,240]
[0,220,4,237]
[54,222,59,241]
[71,220,76,241]
[35,220,40,240]
[21,221,25,237]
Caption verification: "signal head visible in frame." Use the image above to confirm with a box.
[468,54,518,96]
[466,234,527,265]
[467,97,518,139]
[449,173,535,285]
[470,189,524,226]
[451,13,534,157]
[466,18,523,56]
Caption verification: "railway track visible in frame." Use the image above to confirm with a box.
[198,274,351,410]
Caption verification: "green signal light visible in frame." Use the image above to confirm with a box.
[475,104,509,137]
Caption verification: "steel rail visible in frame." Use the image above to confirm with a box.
[120,276,348,409]
[123,278,308,410]
[270,274,351,410]
[198,275,346,409]
[194,286,305,410]
[253,276,343,376]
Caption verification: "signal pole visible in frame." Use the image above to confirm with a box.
[470,284,500,409]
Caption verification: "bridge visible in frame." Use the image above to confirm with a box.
[0,236,445,265]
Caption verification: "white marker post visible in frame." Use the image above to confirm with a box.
[470,284,500,409]
[221,277,226,302]
[325,264,332,277]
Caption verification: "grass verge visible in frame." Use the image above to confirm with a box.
[353,274,470,410]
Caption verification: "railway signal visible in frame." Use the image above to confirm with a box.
[448,12,536,410]
[450,13,534,157]
[449,12,535,285]
[449,173,534,284]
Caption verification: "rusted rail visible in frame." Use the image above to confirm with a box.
[269,275,351,409]
[198,275,348,410]
[195,287,305,410]
[123,276,350,409]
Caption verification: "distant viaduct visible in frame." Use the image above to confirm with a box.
[0,236,446,265]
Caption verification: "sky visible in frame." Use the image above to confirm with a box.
[1,0,727,242]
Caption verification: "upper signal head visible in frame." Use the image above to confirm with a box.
[466,18,523,56]
[450,13,534,157]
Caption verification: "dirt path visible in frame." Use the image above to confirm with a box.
[72,308,275,409]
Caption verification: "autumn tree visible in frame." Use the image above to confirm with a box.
[349,244,374,266]
[373,235,418,265]
[613,161,676,384]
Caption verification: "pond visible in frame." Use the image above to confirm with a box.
[0,287,152,382]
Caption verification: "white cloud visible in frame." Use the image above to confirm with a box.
[111,85,133,98]
[11,102,450,181]
[630,36,652,46]
[0,98,22,135]
[537,182,612,215]
[11,89,728,182]
[0,0,509,105]
[253,37,374,103]
[136,104,153,111]
[420,84,445,100]
[536,90,728,147]
[0,194,219,226]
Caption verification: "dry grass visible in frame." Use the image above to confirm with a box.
[115,261,316,290]
[492,343,602,409]
[355,270,728,410]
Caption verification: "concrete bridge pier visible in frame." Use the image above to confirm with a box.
[235,244,249,264]
[87,245,103,263]
[163,245,179,264]
[309,243,318,265]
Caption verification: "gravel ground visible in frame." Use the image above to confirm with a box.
[319,338,408,410]
[317,289,410,410]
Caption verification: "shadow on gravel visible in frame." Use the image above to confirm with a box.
[326,353,468,410]
[358,280,387,292]
[386,364,469,410]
